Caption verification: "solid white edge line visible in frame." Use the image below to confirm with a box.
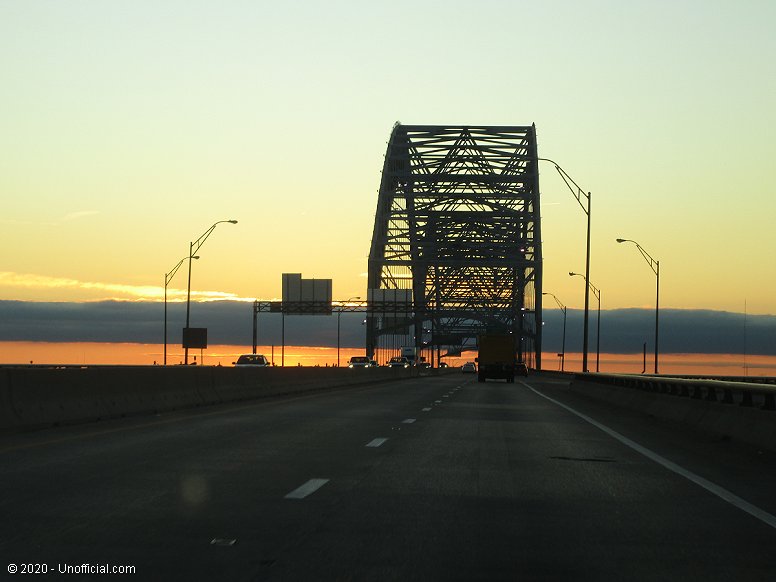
[284,478,330,499]
[366,438,388,447]
[522,381,776,530]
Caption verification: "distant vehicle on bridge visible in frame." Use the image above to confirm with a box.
[388,356,411,368]
[461,362,477,374]
[401,346,420,366]
[476,334,518,383]
[233,354,270,367]
[348,356,372,368]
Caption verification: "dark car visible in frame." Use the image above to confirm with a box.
[233,354,270,367]
[388,356,410,368]
[348,356,372,368]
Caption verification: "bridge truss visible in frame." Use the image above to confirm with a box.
[366,124,543,368]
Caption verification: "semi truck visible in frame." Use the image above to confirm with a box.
[400,346,429,367]
[475,334,519,383]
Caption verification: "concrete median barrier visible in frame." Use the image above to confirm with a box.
[569,375,776,452]
[0,365,451,434]
[0,369,17,431]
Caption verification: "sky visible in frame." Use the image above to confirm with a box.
[1,1,775,325]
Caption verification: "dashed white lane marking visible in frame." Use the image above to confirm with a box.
[366,438,388,447]
[443,395,450,398]
[523,382,776,531]
[422,407,432,412]
[284,478,330,499]
[435,400,442,403]
[402,418,416,424]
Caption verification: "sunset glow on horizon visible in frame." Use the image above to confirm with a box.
[2,342,774,377]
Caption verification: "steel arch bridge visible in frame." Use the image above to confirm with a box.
[366,124,543,369]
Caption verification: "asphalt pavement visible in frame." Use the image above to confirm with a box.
[1,372,775,581]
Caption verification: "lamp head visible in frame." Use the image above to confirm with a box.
[228,220,238,224]
[616,238,626,243]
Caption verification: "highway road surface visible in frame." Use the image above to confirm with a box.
[2,372,775,581]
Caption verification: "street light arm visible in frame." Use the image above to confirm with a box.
[542,292,566,313]
[190,220,238,257]
[537,157,590,214]
[617,238,658,275]
[569,272,601,299]
[588,282,601,300]
[166,256,198,286]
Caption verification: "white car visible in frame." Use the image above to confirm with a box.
[233,354,270,367]
[461,362,477,373]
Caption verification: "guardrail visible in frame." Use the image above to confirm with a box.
[572,373,776,411]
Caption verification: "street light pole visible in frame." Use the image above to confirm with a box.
[617,238,660,374]
[165,255,198,366]
[184,219,238,364]
[337,296,361,367]
[569,272,601,372]
[538,158,592,374]
[542,292,567,372]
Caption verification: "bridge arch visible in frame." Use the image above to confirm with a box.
[367,124,543,369]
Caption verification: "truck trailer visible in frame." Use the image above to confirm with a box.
[475,334,518,383]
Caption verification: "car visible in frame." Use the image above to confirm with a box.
[417,361,431,369]
[370,360,379,367]
[233,354,270,367]
[439,362,449,368]
[348,356,372,368]
[461,362,477,373]
[388,356,410,368]
[515,362,529,376]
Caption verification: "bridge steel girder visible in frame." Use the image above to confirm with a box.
[366,124,543,369]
